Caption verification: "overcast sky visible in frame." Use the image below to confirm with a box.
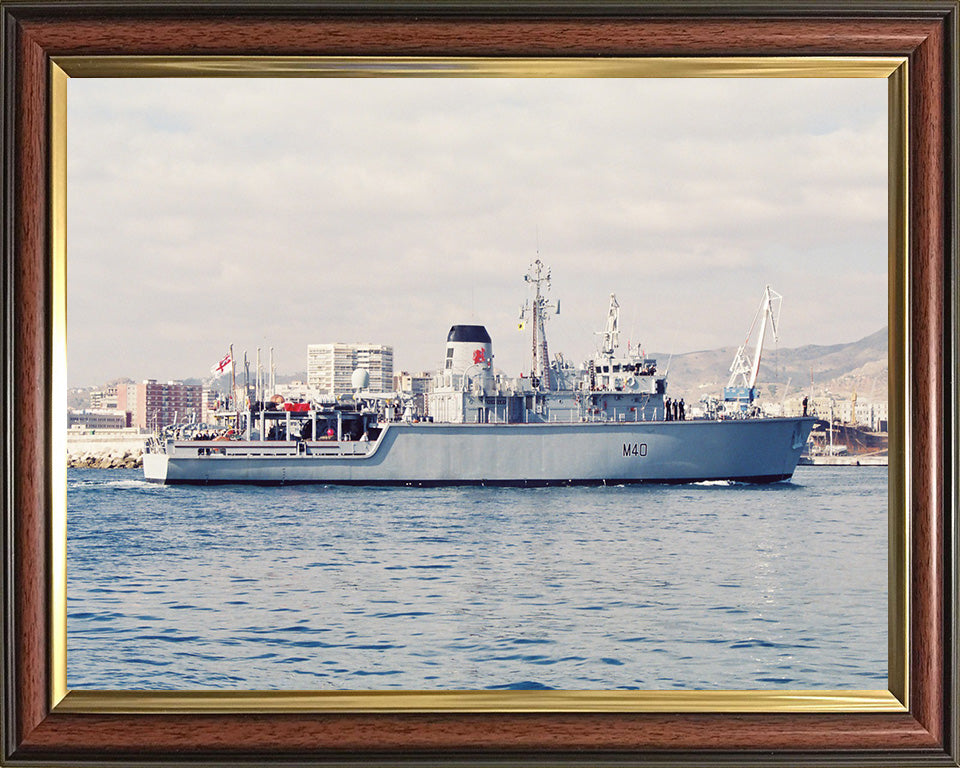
[67,77,887,388]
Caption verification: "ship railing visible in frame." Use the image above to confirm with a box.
[172,439,376,458]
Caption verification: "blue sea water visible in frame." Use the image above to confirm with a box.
[66,466,887,691]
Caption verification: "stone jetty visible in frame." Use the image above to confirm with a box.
[67,450,142,469]
[66,428,148,469]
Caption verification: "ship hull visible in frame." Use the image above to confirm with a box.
[144,417,814,486]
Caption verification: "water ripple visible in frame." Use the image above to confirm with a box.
[67,466,888,691]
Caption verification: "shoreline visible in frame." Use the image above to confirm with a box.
[799,455,888,467]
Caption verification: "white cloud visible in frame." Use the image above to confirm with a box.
[67,76,886,386]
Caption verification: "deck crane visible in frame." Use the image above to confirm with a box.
[723,285,783,413]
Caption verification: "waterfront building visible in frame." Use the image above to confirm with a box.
[117,380,204,430]
[307,343,394,397]
[116,383,137,423]
[90,378,135,410]
[67,408,129,430]
[800,395,888,432]
[855,400,888,432]
[393,371,433,396]
[393,371,433,418]
[89,387,116,410]
[201,389,221,424]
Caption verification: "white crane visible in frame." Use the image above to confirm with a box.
[724,285,783,410]
[596,293,620,355]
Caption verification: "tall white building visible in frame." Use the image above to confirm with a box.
[307,343,394,396]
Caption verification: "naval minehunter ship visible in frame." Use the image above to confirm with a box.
[143,261,814,485]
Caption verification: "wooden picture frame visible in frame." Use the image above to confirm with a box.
[2,2,957,765]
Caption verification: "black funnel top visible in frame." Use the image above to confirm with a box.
[447,325,491,343]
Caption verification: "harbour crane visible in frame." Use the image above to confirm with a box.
[723,285,783,413]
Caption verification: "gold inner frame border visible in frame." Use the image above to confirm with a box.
[48,55,909,715]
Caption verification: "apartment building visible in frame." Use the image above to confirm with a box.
[117,379,204,429]
[307,343,394,397]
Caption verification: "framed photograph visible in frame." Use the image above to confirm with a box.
[2,2,956,766]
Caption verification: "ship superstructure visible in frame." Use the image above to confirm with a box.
[426,273,668,427]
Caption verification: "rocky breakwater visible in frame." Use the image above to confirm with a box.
[66,429,148,469]
[68,449,143,469]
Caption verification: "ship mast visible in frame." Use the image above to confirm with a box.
[520,258,558,390]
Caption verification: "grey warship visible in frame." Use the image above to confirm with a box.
[143,261,814,485]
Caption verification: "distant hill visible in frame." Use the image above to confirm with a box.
[655,327,888,404]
